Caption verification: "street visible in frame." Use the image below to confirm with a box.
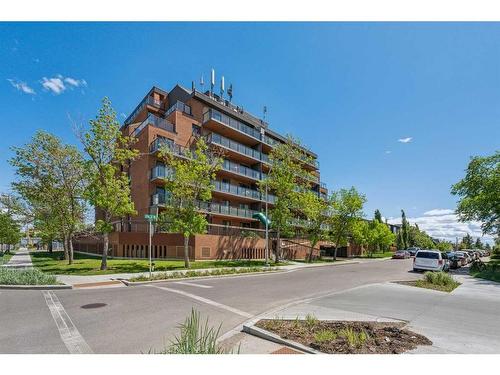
[1,259,421,353]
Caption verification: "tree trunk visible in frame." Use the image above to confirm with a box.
[307,240,317,263]
[68,236,74,265]
[48,241,53,253]
[275,230,281,264]
[101,232,109,270]
[183,235,190,269]
[63,235,69,260]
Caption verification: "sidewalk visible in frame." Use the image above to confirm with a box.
[2,248,33,269]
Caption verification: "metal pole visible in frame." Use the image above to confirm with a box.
[265,182,269,266]
[148,220,152,279]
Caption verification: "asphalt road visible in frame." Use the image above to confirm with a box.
[0,259,422,354]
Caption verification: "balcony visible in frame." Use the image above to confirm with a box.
[132,113,175,137]
[221,159,264,181]
[203,109,261,142]
[165,101,192,117]
[124,96,163,125]
[212,180,276,204]
[207,133,268,163]
[150,165,173,181]
[149,138,189,158]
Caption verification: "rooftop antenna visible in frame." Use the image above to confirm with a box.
[263,105,268,120]
[191,80,195,92]
[228,83,233,102]
[210,68,215,97]
[220,76,225,99]
[200,74,204,92]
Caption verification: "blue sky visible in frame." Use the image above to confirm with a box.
[1,22,499,242]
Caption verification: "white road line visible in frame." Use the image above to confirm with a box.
[174,281,213,289]
[42,291,93,354]
[148,285,252,318]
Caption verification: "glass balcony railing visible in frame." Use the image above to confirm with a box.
[124,96,163,125]
[150,165,173,181]
[149,138,190,157]
[222,159,263,180]
[132,113,175,137]
[212,180,261,201]
[203,109,261,140]
[207,133,269,162]
[165,101,192,117]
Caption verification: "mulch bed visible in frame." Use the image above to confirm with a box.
[256,319,432,354]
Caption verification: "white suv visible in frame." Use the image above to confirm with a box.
[413,250,450,272]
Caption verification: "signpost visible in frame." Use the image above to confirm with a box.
[144,214,158,278]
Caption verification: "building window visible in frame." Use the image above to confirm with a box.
[192,124,201,136]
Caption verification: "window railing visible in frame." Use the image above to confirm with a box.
[222,159,262,180]
[203,109,261,140]
[150,165,173,180]
[165,101,192,117]
[132,113,175,137]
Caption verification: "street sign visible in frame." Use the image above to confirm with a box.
[144,214,158,222]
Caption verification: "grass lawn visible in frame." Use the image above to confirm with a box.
[356,251,394,259]
[30,251,288,275]
[1,252,13,265]
[470,259,500,283]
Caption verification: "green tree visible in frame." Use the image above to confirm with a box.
[10,131,87,263]
[351,219,370,254]
[302,191,328,262]
[157,137,222,268]
[460,233,473,249]
[0,211,21,252]
[452,151,499,236]
[260,135,317,262]
[0,194,35,246]
[435,241,453,252]
[396,230,405,250]
[400,210,410,249]
[326,187,366,260]
[374,209,383,223]
[474,237,483,249]
[79,97,138,270]
[408,224,435,249]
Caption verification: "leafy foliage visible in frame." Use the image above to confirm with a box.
[0,267,58,285]
[452,151,500,236]
[0,212,21,248]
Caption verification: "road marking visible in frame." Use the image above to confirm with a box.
[147,285,252,318]
[42,291,93,354]
[174,281,213,289]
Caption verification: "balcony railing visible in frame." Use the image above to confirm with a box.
[124,96,163,125]
[151,193,260,219]
[150,165,173,181]
[222,159,263,180]
[207,133,268,162]
[203,109,261,140]
[149,138,189,157]
[212,180,261,201]
[165,101,192,117]
[132,113,175,137]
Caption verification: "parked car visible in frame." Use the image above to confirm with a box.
[413,250,450,272]
[407,247,420,256]
[392,250,410,259]
[466,250,479,261]
[446,252,461,269]
[458,251,473,263]
[454,252,467,267]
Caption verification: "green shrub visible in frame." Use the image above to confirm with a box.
[166,308,229,354]
[338,327,369,348]
[314,329,337,343]
[305,313,318,329]
[423,271,456,286]
[0,268,58,285]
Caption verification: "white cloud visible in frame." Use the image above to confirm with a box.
[41,74,87,94]
[388,208,493,244]
[64,77,87,88]
[398,137,413,143]
[41,76,66,94]
[7,79,36,95]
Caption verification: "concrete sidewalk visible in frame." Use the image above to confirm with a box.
[2,248,33,269]
[244,274,500,354]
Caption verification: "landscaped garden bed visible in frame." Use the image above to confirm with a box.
[128,266,279,282]
[397,271,461,293]
[0,267,60,286]
[255,316,432,354]
[470,258,500,283]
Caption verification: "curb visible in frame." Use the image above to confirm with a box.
[121,269,285,286]
[0,284,73,290]
[242,318,320,354]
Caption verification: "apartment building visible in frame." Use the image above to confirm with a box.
[120,83,328,230]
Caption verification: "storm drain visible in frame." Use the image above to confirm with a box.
[81,303,107,309]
